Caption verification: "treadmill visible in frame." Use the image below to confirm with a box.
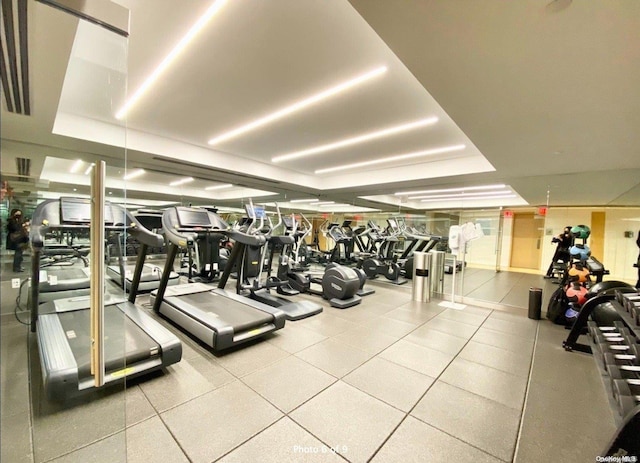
[34,233,93,304]
[106,209,180,292]
[150,206,286,351]
[30,198,182,400]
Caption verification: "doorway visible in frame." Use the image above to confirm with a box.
[510,213,544,270]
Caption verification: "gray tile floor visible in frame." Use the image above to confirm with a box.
[1,271,618,463]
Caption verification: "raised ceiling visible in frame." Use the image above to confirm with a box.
[1,0,639,211]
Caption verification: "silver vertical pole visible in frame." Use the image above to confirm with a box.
[459,241,466,299]
[90,160,105,387]
[450,255,457,304]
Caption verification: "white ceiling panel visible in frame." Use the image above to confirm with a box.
[1,0,638,211]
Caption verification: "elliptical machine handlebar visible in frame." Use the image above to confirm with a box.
[271,203,284,237]
[298,213,313,241]
[245,198,262,236]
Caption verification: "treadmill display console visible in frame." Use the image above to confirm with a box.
[282,216,293,229]
[177,208,212,228]
[60,197,114,224]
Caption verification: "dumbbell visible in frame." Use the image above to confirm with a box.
[588,320,627,339]
[599,339,640,364]
[619,294,640,312]
[628,303,640,326]
[616,292,640,311]
[606,363,640,411]
[594,333,640,359]
[603,344,640,367]
[611,379,640,417]
[592,326,633,347]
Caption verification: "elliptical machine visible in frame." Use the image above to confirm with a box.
[277,213,363,308]
[359,221,407,285]
[230,201,323,321]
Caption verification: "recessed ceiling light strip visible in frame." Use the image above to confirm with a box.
[273,117,438,163]
[169,177,194,187]
[420,194,516,203]
[314,144,465,174]
[408,190,511,200]
[290,198,319,203]
[205,183,233,190]
[208,65,387,145]
[116,0,228,120]
[70,159,84,173]
[123,169,146,180]
[396,184,506,196]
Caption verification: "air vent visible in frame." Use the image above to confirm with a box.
[15,157,31,180]
[1,174,31,183]
[1,0,30,115]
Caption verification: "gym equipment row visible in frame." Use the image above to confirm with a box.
[564,286,640,457]
[588,319,640,417]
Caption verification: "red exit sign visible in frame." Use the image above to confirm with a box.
[504,210,514,218]
[537,206,548,216]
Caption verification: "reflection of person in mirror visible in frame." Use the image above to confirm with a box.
[636,230,640,289]
[544,226,573,278]
[6,209,29,272]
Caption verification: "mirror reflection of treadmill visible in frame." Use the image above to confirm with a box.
[150,206,286,351]
[30,199,182,401]
[106,210,180,292]
[36,198,113,304]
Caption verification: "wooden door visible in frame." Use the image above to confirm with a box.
[590,212,605,259]
[510,213,544,269]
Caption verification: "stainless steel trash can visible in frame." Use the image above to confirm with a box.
[412,252,432,302]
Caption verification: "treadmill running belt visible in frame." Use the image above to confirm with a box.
[57,306,159,379]
[50,268,88,279]
[39,268,89,292]
[107,264,170,282]
[178,291,273,332]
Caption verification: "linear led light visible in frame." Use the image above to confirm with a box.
[290,198,319,203]
[315,144,465,175]
[396,184,506,196]
[208,65,387,145]
[205,183,233,191]
[115,0,227,120]
[83,163,95,175]
[315,201,335,205]
[123,169,146,180]
[70,159,84,173]
[273,117,438,163]
[420,194,516,203]
[409,190,511,200]
[169,177,194,187]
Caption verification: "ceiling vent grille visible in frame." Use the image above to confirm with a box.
[15,157,31,180]
[1,0,31,115]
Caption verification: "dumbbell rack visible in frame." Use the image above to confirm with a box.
[564,290,640,423]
